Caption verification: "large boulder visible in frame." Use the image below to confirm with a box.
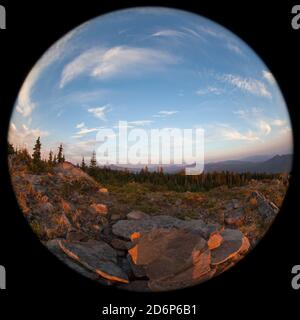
[128,228,212,291]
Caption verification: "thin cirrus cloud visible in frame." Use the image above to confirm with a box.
[128,120,153,126]
[194,25,243,55]
[233,108,271,136]
[60,46,178,88]
[207,124,260,142]
[16,27,83,117]
[112,120,153,129]
[217,73,272,98]
[76,122,85,129]
[196,86,224,96]
[153,110,178,117]
[152,27,208,42]
[152,29,186,38]
[233,107,288,137]
[88,105,110,121]
[72,123,103,139]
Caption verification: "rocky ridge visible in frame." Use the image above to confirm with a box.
[10,161,279,291]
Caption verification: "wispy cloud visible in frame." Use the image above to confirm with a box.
[112,120,153,129]
[76,127,100,135]
[152,29,185,38]
[16,27,82,117]
[217,74,272,98]
[72,122,104,139]
[60,46,178,88]
[226,42,243,55]
[272,119,286,127]
[196,86,224,96]
[195,25,243,55]
[207,123,260,142]
[88,105,110,121]
[257,120,271,135]
[128,120,153,126]
[153,110,178,117]
[76,122,85,129]
[233,107,287,137]
[262,70,276,85]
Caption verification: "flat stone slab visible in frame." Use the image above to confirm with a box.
[128,228,212,291]
[149,264,216,292]
[112,215,220,240]
[46,239,100,281]
[58,239,129,283]
[211,229,249,265]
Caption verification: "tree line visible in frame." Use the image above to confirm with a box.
[8,137,65,172]
[85,164,283,192]
[8,137,285,192]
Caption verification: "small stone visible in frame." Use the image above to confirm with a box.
[127,210,150,220]
[90,203,108,215]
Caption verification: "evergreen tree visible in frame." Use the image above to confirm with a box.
[90,151,97,168]
[48,150,53,164]
[32,137,42,163]
[81,157,87,171]
[57,144,64,163]
[53,154,57,165]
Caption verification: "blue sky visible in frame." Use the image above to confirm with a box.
[9,7,293,164]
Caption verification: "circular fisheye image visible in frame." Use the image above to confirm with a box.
[8,7,293,292]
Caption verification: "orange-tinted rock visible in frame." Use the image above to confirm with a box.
[61,200,71,212]
[128,228,212,290]
[208,232,223,250]
[90,203,108,215]
[99,188,109,194]
[130,232,140,241]
[17,192,30,216]
[211,229,250,265]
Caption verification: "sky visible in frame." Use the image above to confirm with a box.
[8,7,293,165]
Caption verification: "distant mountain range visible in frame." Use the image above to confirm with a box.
[204,154,293,173]
[102,154,293,174]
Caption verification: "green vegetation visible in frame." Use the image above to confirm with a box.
[87,165,284,193]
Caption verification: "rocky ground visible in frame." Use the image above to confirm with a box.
[9,160,283,292]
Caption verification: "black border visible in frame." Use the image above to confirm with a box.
[0,1,299,317]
